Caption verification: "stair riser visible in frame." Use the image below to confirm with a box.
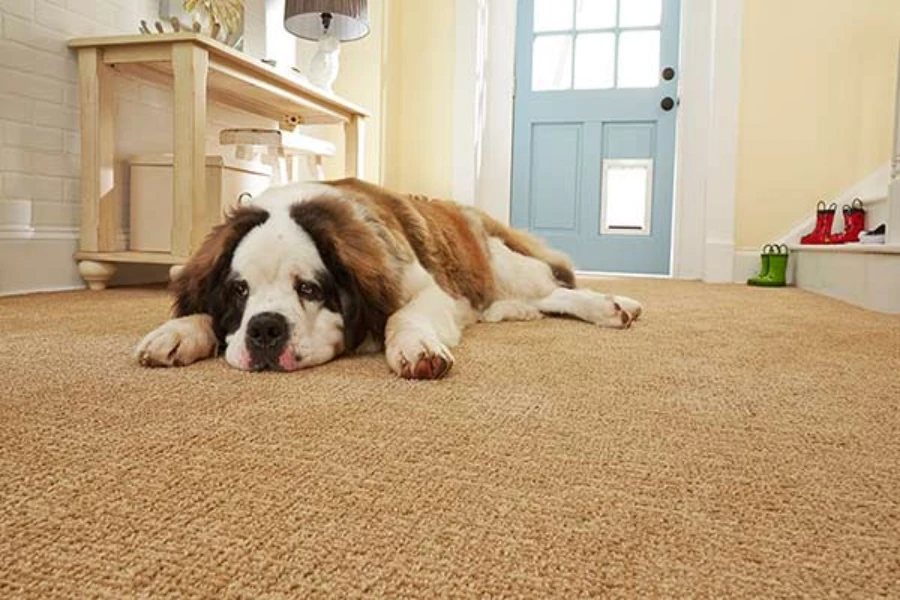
[794,251,900,314]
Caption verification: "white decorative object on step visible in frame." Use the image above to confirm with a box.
[219,128,337,184]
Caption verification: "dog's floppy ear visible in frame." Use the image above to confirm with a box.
[171,206,269,318]
[291,198,402,348]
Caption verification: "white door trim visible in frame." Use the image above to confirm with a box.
[452,0,744,282]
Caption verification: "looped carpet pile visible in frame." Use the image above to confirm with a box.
[1,279,898,598]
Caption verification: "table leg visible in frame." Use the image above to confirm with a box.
[169,265,185,282]
[78,261,117,291]
[345,115,365,179]
[171,42,209,259]
[77,48,120,254]
[308,155,325,181]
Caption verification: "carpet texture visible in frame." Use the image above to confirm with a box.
[1,279,899,598]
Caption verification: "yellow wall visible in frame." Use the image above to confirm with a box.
[735,0,900,248]
[382,0,457,198]
[333,0,386,183]
[296,0,457,196]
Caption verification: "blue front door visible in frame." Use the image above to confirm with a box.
[511,0,681,274]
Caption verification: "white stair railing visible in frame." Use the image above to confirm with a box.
[888,42,900,244]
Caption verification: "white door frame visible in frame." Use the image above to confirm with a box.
[453,0,744,282]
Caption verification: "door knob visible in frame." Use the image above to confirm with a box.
[660,97,676,111]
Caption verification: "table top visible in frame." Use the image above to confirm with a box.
[69,33,369,121]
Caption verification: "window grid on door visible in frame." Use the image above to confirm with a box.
[531,0,662,92]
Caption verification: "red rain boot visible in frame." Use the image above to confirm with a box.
[800,202,837,245]
[829,198,866,244]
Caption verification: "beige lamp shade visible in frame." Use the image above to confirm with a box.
[284,0,370,42]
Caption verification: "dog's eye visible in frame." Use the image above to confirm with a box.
[295,280,321,301]
[232,280,249,298]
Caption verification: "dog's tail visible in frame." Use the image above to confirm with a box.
[475,210,576,289]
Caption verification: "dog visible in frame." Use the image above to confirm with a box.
[135,178,642,379]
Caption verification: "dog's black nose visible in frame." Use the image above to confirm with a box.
[246,312,288,354]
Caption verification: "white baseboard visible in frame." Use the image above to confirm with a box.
[704,241,736,283]
[0,228,161,296]
[733,250,759,284]
[0,227,128,244]
[0,237,84,296]
[0,284,86,298]
[0,226,79,241]
[575,270,671,280]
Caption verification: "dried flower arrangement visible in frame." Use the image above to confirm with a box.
[182,0,244,36]
[144,0,245,47]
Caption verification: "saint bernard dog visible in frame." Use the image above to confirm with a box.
[135,178,642,379]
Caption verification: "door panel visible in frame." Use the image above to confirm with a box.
[511,0,681,275]
[604,122,655,160]
[531,124,581,231]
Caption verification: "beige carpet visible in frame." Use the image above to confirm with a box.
[1,279,899,598]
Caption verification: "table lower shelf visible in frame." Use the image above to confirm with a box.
[75,251,185,265]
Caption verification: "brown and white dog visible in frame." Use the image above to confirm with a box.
[135,178,642,379]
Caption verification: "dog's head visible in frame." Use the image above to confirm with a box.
[172,184,401,371]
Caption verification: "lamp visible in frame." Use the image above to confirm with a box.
[284,0,370,92]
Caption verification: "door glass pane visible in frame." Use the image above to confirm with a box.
[617,30,660,88]
[602,160,653,234]
[574,33,615,89]
[575,0,616,30]
[619,0,662,28]
[534,0,574,32]
[532,35,573,91]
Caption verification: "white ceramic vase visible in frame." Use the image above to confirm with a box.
[306,34,341,92]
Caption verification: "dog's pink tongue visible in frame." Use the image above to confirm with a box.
[278,350,298,371]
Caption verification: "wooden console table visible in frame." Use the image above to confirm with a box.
[68,33,369,290]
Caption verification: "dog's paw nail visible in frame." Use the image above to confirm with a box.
[166,343,180,363]
[431,355,451,378]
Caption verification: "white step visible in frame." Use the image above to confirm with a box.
[789,243,900,314]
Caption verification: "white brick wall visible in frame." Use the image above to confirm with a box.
[0,0,275,294]
[1,0,146,237]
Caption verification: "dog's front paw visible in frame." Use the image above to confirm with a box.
[386,331,455,380]
[135,315,217,368]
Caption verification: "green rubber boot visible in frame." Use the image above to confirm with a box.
[747,244,775,285]
[749,244,788,287]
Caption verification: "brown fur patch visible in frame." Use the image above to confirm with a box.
[328,179,496,309]
[290,198,404,346]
